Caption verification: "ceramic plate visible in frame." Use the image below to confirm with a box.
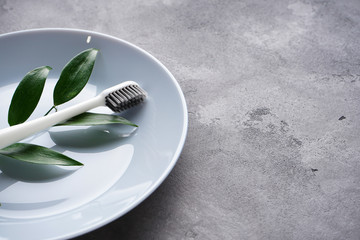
[0,29,187,239]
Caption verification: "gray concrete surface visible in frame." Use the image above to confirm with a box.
[1,0,360,239]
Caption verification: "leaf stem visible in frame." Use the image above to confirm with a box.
[44,106,57,116]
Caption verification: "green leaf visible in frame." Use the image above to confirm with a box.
[8,66,52,126]
[53,48,98,106]
[56,112,138,127]
[0,143,83,166]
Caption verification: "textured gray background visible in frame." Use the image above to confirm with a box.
[1,0,360,239]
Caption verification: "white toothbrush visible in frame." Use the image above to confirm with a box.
[0,81,147,149]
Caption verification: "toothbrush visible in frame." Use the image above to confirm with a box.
[0,81,147,149]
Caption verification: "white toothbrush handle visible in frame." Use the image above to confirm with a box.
[0,95,104,149]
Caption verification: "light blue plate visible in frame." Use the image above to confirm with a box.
[0,29,187,239]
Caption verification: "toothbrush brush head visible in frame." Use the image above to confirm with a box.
[105,83,147,112]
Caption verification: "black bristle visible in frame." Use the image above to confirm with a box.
[105,84,146,112]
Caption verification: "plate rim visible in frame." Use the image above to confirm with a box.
[0,28,188,239]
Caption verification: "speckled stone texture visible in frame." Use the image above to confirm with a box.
[1,0,360,239]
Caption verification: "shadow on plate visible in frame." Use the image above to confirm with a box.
[49,106,143,152]
[49,124,137,152]
[0,198,67,210]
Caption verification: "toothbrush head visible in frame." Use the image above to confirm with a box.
[104,82,147,112]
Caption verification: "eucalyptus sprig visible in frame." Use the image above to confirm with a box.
[47,48,98,115]
[8,66,52,126]
[1,48,137,166]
